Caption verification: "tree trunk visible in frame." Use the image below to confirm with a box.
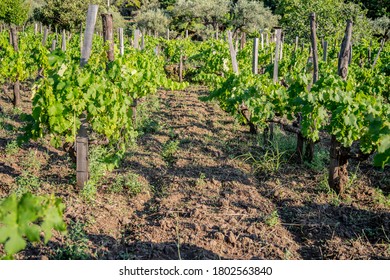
[328,136,350,194]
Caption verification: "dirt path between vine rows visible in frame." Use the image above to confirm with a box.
[1,86,389,260]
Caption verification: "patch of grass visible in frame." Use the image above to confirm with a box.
[81,146,125,201]
[238,146,284,175]
[54,221,91,260]
[373,189,390,207]
[108,172,148,196]
[136,96,160,133]
[20,149,41,172]
[161,140,180,164]
[264,210,280,227]
[14,172,41,197]
[305,146,329,172]
[5,140,19,155]
[195,172,206,188]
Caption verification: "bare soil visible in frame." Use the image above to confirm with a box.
[0,85,389,260]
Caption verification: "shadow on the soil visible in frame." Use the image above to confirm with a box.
[256,185,390,259]
[44,236,223,260]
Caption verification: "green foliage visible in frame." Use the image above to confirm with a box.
[264,210,280,227]
[0,193,66,257]
[5,140,20,156]
[33,0,125,31]
[0,0,29,25]
[231,0,279,33]
[54,221,90,260]
[109,172,148,196]
[15,172,41,197]
[276,0,371,42]
[134,7,170,35]
[161,139,180,164]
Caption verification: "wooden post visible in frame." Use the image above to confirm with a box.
[10,26,20,108]
[227,31,239,73]
[101,13,114,62]
[273,28,281,84]
[77,4,99,189]
[252,38,259,74]
[55,25,58,42]
[323,41,328,62]
[295,36,299,52]
[240,32,246,50]
[51,40,56,51]
[280,35,283,60]
[167,28,170,40]
[42,27,48,46]
[348,43,352,65]
[269,27,282,142]
[185,29,188,39]
[261,31,264,50]
[372,38,385,69]
[368,40,372,64]
[179,53,183,82]
[328,20,353,195]
[80,24,83,53]
[119,28,124,56]
[310,13,319,84]
[134,29,140,49]
[141,29,145,50]
[305,12,320,162]
[61,29,66,51]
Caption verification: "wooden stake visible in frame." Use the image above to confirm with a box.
[42,27,48,46]
[329,19,353,195]
[51,40,56,51]
[77,4,99,188]
[252,38,259,74]
[134,29,140,49]
[227,31,239,74]
[323,41,328,62]
[61,29,66,51]
[102,13,114,62]
[119,28,124,56]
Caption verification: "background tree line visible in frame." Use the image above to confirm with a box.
[1,0,389,42]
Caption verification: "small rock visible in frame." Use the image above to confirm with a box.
[40,255,49,260]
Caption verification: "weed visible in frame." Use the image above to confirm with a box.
[5,140,19,155]
[14,172,41,197]
[161,140,179,164]
[345,164,360,190]
[81,181,97,202]
[305,147,329,172]
[264,210,280,227]
[81,146,125,201]
[109,172,147,196]
[54,221,91,260]
[373,189,390,207]
[195,173,206,188]
[20,149,41,172]
[238,147,284,175]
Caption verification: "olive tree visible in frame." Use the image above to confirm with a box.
[172,0,230,33]
[231,0,279,34]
